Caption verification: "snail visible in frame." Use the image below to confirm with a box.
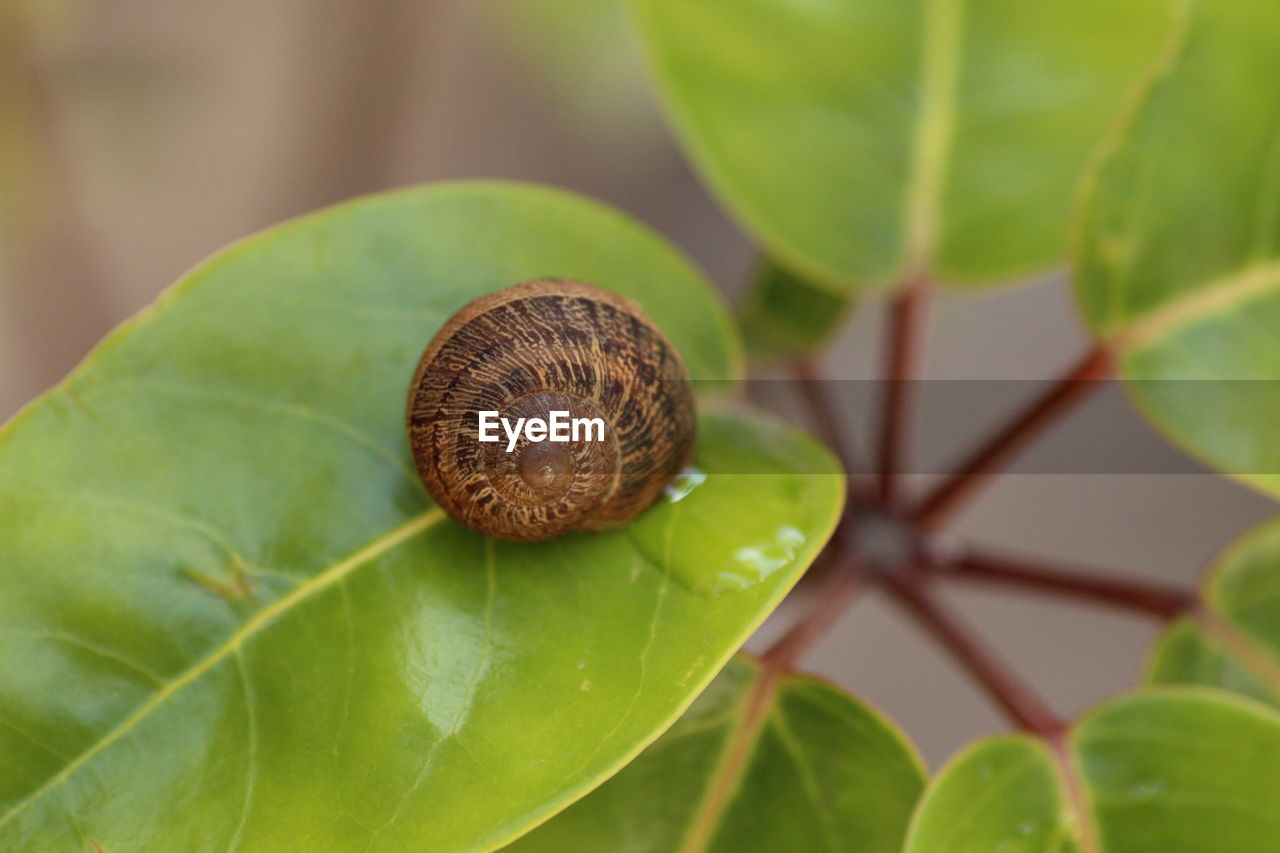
[407,278,697,542]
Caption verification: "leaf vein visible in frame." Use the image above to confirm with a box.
[904,0,964,270]
[769,706,838,850]
[0,716,73,764]
[115,379,414,478]
[0,509,444,830]
[225,648,259,853]
[1114,261,1280,353]
[0,630,166,686]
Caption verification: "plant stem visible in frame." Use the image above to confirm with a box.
[880,570,1065,737]
[931,548,1195,620]
[913,345,1113,528]
[876,278,930,507]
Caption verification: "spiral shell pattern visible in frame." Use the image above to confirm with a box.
[407,279,696,542]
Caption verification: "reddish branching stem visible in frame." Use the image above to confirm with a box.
[932,548,1195,620]
[913,345,1114,529]
[876,280,930,507]
[769,330,1174,741]
[881,570,1066,737]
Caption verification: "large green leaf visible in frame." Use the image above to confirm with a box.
[908,690,1280,852]
[506,655,925,852]
[1074,0,1280,497]
[0,183,845,851]
[1148,517,1280,708]
[630,0,1175,292]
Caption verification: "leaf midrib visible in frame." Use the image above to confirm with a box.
[0,508,445,829]
[903,0,964,275]
[676,662,781,853]
[1196,608,1280,701]
[1111,261,1280,353]
[1050,736,1102,853]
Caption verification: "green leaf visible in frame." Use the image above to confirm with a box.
[906,735,1082,852]
[1075,689,1280,852]
[505,656,925,852]
[1146,621,1278,710]
[0,182,845,851]
[1148,516,1280,708]
[738,259,856,363]
[1074,0,1280,497]
[630,0,1176,292]
[909,690,1280,852]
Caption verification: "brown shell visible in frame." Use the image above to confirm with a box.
[406,278,696,542]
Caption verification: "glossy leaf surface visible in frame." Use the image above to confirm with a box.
[906,735,1080,853]
[1075,0,1280,496]
[0,183,845,851]
[909,690,1280,852]
[631,0,1174,292]
[1075,690,1280,852]
[1148,517,1280,708]
[506,656,925,853]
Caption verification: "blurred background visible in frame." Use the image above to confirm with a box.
[2,0,1273,766]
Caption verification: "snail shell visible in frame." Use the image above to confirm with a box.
[407,278,696,542]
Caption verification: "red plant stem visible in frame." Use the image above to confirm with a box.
[762,532,862,672]
[932,548,1195,620]
[881,571,1065,737]
[913,345,1114,528]
[792,360,867,500]
[876,280,930,507]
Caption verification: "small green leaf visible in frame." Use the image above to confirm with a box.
[0,183,844,851]
[906,735,1081,853]
[506,656,925,852]
[1148,516,1280,708]
[1074,0,1280,496]
[910,689,1280,852]
[1147,620,1278,710]
[738,259,856,363]
[631,0,1176,292]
